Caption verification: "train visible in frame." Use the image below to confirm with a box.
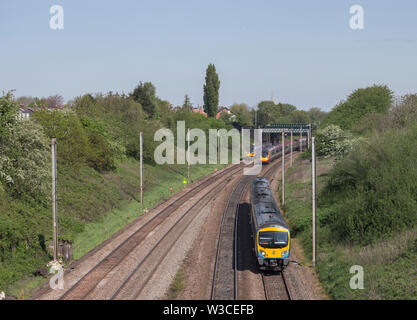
[261,138,306,164]
[250,177,291,271]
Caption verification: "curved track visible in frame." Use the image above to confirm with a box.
[211,156,284,300]
[57,163,242,300]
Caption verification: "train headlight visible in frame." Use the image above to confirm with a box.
[281,250,288,257]
[260,250,266,257]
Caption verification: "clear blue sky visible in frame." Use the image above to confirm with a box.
[1,0,416,111]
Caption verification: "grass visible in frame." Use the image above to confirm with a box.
[283,156,417,300]
[1,155,225,298]
[166,270,186,299]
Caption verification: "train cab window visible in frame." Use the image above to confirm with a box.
[262,150,269,158]
[258,231,288,249]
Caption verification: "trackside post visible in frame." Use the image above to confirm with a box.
[51,138,58,261]
[290,129,293,166]
[140,132,143,206]
[312,137,317,267]
[187,128,191,183]
[282,129,285,206]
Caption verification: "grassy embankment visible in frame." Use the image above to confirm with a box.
[1,159,225,298]
[282,156,417,300]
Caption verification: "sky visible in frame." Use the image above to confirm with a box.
[1,0,417,111]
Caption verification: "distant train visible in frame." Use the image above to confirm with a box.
[261,138,307,164]
[250,177,290,271]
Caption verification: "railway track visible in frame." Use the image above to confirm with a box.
[211,157,284,300]
[57,163,243,300]
[261,272,292,300]
[111,172,234,300]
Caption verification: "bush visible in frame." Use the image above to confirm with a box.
[33,111,116,172]
[321,124,417,244]
[316,125,357,158]
[323,85,393,130]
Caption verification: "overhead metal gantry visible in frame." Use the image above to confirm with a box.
[261,123,311,134]
[260,123,312,150]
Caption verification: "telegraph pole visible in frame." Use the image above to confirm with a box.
[281,129,285,206]
[187,128,191,183]
[140,132,143,206]
[312,137,317,268]
[51,138,58,261]
[290,129,293,166]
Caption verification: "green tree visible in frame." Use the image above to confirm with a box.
[307,107,327,127]
[131,82,159,118]
[182,94,192,111]
[324,85,393,130]
[203,64,220,117]
[0,91,18,137]
[230,103,252,128]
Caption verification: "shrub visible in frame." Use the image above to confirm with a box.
[321,124,417,244]
[316,125,357,158]
[323,85,393,130]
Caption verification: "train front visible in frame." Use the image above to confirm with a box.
[257,226,290,271]
[261,148,270,164]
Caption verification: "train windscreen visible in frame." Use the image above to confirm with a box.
[259,231,288,249]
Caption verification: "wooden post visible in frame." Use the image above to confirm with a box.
[51,138,58,261]
[312,137,317,268]
[282,129,285,206]
[140,132,143,206]
[290,129,293,166]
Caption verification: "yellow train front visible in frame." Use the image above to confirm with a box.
[250,177,290,271]
[261,145,282,164]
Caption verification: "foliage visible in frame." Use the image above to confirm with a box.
[0,91,18,137]
[321,124,417,244]
[255,101,311,127]
[0,120,51,204]
[131,82,160,118]
[203,64,220,117]
[0,93,50,204]
[32,110,115,172]
[316,125,358,158]
[229,103,252,128]
[182,94,192,112]
[323,85,393,130]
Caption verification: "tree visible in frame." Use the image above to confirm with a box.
[203,64,220,117]
[131,82,159,118]
[289,110,309,123]
[324,85,393,130]
[230,103,252,128]
[182,94,192,111]
[0,91,18,137]
[256,101,283,126]
[307,107,327,127]
[45,94,64,108]
[0,92,50,204]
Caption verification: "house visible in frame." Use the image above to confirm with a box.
[192,106,207,117]
[18,104,34,120]
[216,106,235,120]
